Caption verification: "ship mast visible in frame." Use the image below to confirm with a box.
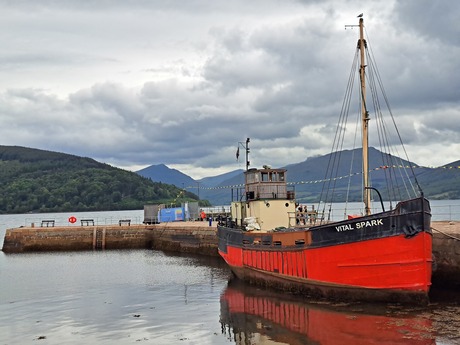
[358,17,371,216]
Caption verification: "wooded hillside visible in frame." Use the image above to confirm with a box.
[0,146,200,214]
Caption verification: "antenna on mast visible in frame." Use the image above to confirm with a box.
[237,138,251,171]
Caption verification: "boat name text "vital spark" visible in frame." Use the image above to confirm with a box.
[335,219,384,232]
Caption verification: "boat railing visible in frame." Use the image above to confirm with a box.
[245,185,295,201]
[229,185,296,202]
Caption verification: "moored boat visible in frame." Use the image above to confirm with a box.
[217,16,432,304]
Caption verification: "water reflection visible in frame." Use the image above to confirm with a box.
[220,279,435,345]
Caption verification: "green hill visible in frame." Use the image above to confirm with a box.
[0,146,200,214]
[415,161,460,199]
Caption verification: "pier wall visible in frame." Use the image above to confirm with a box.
[2,225,154,252]
[2,223,218,256]
[147,224,218,256]
[432,222,460,287]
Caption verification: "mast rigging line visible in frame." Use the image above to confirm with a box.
[315,17,426,216]
[183,165,453,191]
[318,49,359,209]
[365,26,423,196]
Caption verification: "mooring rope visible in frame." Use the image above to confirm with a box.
[431,227,460,241]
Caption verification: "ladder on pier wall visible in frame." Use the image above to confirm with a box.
[93,228,106,250]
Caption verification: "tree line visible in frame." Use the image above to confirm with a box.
[0,146,208,214]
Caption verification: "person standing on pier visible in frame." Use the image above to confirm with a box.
[200,210,206,221]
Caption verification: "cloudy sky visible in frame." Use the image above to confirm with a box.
[0,0,459,179]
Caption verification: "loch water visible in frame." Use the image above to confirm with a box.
[1,204,460,345]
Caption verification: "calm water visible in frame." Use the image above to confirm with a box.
[1,207,460,345]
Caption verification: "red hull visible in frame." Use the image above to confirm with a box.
[219,232,432,303]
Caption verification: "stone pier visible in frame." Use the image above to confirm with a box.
[1,222,218,255]
[431,221,460,288]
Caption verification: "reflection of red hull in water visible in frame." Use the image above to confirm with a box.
[220,282,435,345]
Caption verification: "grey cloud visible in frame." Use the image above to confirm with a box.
[0,0,301,14]
[0,0,459,177]
[394,0,460,46]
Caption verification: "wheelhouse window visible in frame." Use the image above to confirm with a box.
[261,172,269,182]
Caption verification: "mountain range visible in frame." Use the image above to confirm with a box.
[2,144,458,214]
[137,147,460,205]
